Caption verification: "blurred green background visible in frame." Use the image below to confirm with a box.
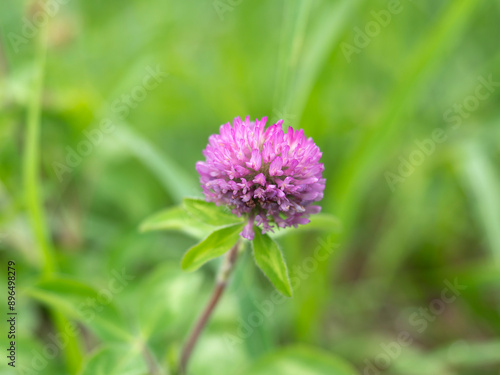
[1,0,500,374]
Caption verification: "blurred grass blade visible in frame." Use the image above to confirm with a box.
[286,0,364,122]
[458,141,500,266]
[22,13,53,275]
[332,0,478,231]
[115,123,199,203]
[242,345,357,375]
[181,223,244,271]
[274,0,312,110]
[252,230,292,297]
[21,23,82,373]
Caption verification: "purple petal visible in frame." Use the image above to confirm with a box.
[245,149,262,171]
[240,216,255,240]
[253,173,266,186]
[269,157,284,176]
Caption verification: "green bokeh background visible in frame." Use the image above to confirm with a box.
[1,0,499,374]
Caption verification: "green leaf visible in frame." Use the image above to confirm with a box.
[252,230,292,297]
[78,345,149,375]
[242,345,358,375]
[183,197,244,227]
[181,223,244,271]
[139,205,212,239]
[26,277,133,342]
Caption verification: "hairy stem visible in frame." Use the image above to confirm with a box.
[178,241,240,374]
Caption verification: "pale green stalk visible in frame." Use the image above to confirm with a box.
[22,20,83,374]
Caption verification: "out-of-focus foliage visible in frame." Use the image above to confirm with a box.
[0,0,499,374]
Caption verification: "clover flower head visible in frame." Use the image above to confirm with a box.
[196,116,325,240]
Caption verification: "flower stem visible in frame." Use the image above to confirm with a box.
[178,240,240,374]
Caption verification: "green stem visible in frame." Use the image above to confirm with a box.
[178,241,240,374]
[22,18,82,374]
[22,19,54,275]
